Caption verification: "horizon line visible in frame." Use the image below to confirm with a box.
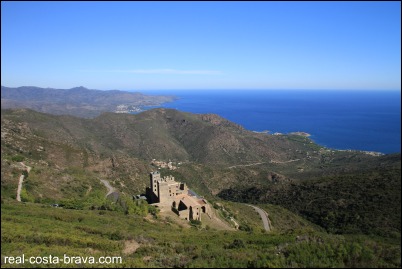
[2,85,401,92]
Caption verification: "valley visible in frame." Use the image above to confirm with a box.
[1,108,401,268]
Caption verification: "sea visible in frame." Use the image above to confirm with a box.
[136,90,401,154]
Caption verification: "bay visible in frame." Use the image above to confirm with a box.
[137,89,401,154]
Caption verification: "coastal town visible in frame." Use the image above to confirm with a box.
[114,104,143,114]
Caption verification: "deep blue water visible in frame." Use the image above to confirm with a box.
[137,90,401,154]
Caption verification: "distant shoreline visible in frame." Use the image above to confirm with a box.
[149,90,400,154]
[288,131,311,137]
[252,130,311,137]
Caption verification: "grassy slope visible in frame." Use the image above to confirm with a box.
[2,200,400,268]
[1,108,400,267]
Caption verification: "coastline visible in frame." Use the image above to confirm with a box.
[135,90,401,154]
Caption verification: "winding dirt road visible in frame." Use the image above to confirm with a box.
[228,162,266,169]
[100,179,116,197]
[16,162,31,202]
[247,204,272,231]
[16,174,24,202]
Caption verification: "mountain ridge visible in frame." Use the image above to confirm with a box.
[1,107,400,246]
[1,85,175,118]
[3,107,385,167]
[2,108,397,191]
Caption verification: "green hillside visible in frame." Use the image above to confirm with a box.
[219,162,401,238]
[1,108,400,268]
[2,201,400,268]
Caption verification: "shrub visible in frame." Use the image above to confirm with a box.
[190,219,202,227]
[20,188,34,203]
[11,155,24,162]
[226,239,245,249]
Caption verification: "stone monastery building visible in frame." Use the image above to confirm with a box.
[146,171,208,221]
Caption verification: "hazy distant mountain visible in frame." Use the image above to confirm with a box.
[1,86,175,118]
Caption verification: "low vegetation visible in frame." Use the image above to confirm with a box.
[2,200,400,268]
[1,108,400,267]
[219,167,401,239]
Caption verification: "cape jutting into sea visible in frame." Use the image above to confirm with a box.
[135,89,401,154]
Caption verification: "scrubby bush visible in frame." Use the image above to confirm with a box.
[11,155,24,162]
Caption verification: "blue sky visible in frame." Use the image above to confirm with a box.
[1,1,401,90]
